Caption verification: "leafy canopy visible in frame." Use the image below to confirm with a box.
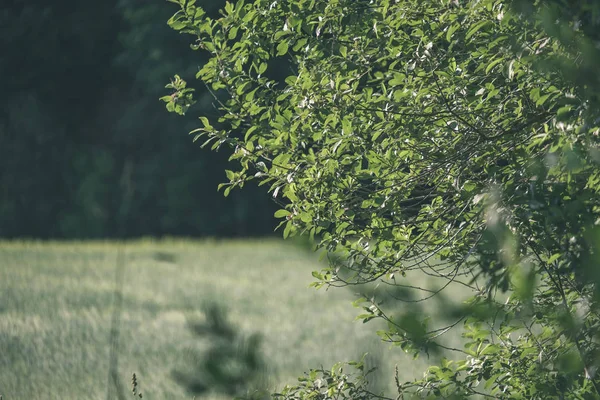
[163,0,600,398]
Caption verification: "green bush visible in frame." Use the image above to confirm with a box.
[164,0,600,397]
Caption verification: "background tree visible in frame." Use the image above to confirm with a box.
[164,0,600,397]
[0,0,276,238]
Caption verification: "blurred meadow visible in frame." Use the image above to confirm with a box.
[0,239,463,399]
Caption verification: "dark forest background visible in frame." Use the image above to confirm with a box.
[0,0,278,238]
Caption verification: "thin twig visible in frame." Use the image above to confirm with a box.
[106,244,127,400]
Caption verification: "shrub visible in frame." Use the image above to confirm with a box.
[163,0,600,397]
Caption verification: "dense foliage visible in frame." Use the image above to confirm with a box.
[165,0,600,397]
[0,0,276,238]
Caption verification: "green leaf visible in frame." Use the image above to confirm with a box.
[274,30,291,40]
[244,125,258,141]
[485,58,504,74]
[389,72,406,87]
[339,45,347,58]
[228,26,239,40]
[480,344,501,355]
[257,62,268,75]
[547,253,561,264]
[446,23,459,42]
[536,93,551,107]
[276,41,289,56]
[274,209,290,218]
[465,20,492,40]
[199,116,212,129]
[283,221,293,239]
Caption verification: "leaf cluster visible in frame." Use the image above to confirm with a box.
[163,0,600,397]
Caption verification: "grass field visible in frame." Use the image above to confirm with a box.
[0,239,465,399]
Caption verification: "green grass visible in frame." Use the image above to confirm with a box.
[0,239,466,399]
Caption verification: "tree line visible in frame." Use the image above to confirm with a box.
[0,0,276,238]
